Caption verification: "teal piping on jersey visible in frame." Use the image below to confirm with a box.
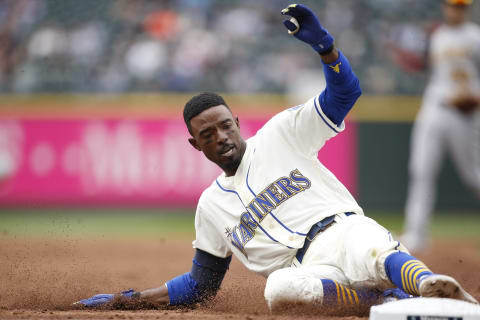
[395,242,401,250]
[245,163,308,237]
[215,179,284,245]
[314,95,341,133]
[387,232,402,250]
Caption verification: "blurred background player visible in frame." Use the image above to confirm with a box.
[400,0,480,252]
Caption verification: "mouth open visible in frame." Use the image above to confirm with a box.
[220,145,235,157]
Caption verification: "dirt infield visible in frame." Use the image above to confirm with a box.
[1,234,479,320]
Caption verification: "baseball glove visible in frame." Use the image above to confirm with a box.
[450,94,479,114]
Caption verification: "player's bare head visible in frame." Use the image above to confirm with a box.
[185,92,246,177]
[184,92,232,136]
[443,0,471,25]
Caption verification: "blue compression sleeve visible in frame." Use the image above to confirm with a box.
[319,50,362,126]
[166,272,199,305]
[166,249,231,306]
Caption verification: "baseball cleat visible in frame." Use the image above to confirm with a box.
[418,274,479,304]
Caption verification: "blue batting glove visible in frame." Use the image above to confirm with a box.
[74,289,138,307]
[281,4,334,54]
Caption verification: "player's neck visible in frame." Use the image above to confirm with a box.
[223,140,247,177]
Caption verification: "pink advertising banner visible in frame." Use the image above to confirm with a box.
[0,118,356,206]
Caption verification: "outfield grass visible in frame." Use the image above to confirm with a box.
[368,210,480,239]
[0,209,478,240]
[0,208,196,239]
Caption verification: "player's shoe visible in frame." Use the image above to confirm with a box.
[418,274,479,304]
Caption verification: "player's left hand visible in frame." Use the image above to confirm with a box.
[450,94,479,114]
[74,289,138,307]
[281,4,334,54]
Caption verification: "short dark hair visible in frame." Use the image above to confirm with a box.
[183,92,231,135]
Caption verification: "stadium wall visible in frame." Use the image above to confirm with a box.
[0,94,476,209]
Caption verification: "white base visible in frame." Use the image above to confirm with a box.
[370,298,480,320]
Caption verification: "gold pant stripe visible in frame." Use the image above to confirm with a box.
[352,289,359,304]
[334,281,341,305]
[407,264,424,294]
[407,265,425,294]
[345,288,354,304]
[403,261,425,294]
[401,261,416,293]
[404,262,420,294]
[412,268,431,293]
[339,284,347,304]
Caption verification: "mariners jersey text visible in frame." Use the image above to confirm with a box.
[228,169,311,256]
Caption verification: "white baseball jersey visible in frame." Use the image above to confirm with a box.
[193,95,364,277]
[424,22,480,109]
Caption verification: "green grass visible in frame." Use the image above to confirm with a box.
[0,209,478,240]
[0,208,195,239]
[368,210,480,239]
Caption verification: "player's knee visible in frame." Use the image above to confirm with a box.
[264,268,322,312]
[264,268,299,311]
[376,246,410,288]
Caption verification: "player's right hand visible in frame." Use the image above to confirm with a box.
[281,4,334,54]
[73,289,138,307]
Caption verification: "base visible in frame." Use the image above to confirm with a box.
[370,297,480,320]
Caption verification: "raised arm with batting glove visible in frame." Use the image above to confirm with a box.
[282,4,361,126]
[281,4,334,55]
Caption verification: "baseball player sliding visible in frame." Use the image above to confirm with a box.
[75,4,478,313]
[402,0,480,252]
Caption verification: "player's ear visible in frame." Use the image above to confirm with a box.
[235,116,240,129]
[188,137,201,151]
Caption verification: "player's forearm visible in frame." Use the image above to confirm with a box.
[138,284,170,304]
[318,49,362,125]
[322,48,358,90]
[142,250,231,306]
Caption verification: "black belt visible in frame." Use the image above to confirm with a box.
[295,212,355,264]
